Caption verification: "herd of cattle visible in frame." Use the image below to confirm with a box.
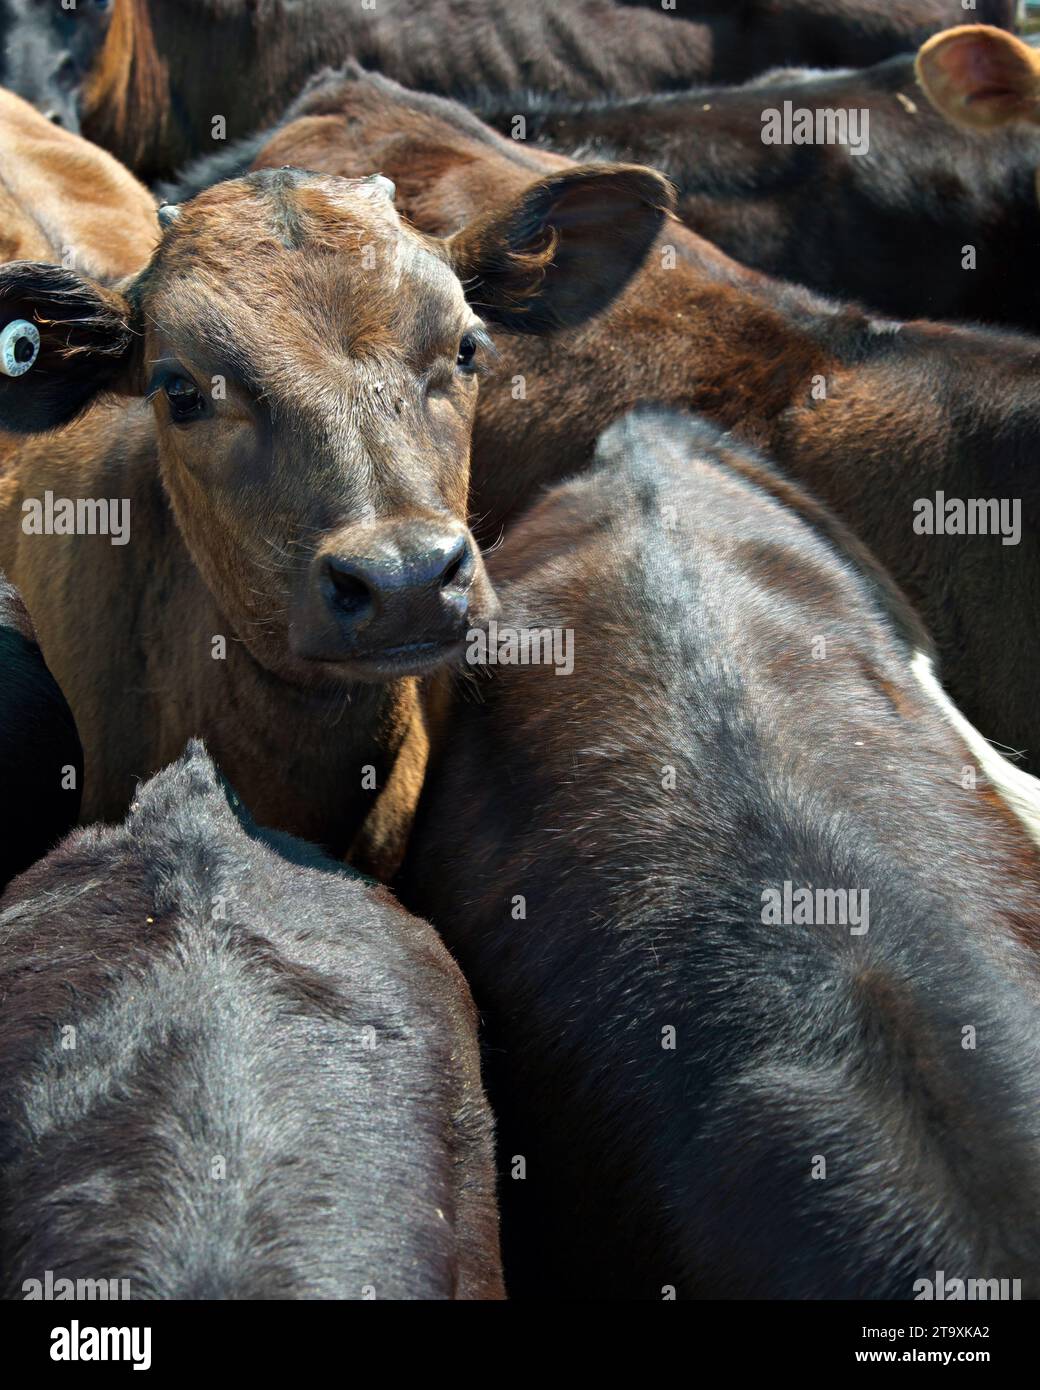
[2,0,1040,1303]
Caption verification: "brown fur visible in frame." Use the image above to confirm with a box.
[0,85,156,277]
[0,162,670,871]
[246,67,1040,768]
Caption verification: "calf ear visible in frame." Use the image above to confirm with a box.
[447,163,675,334]
[916,25,1040,129]
[0,262,140,434]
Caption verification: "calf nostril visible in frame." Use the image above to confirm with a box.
[440,536,473,592]
[326,561,373,616]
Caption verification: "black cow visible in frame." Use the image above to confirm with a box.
[83,0,1015,181]
[485,39,1040,330]
[0,742,503,1299]
[1,0,112,129]
[612,0,1017,72]
[403,408,1040,1300]
[0,572,82,890]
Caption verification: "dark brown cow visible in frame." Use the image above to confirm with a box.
[478,44,1040,330]
[0,741,503,1299]
[182,65,1040,776]
[402,407,1040,1299]
[0,163,670,873]
[79,0,1015,181]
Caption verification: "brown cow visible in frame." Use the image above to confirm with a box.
[179,64,1040,779]
[917,23,1040,130]
[0,163,670,872]
[0,84,156,275]
[79,0,1016,181]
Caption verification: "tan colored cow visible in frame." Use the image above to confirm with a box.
[0,85,156,277]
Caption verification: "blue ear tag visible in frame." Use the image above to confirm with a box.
[0,320,40,378]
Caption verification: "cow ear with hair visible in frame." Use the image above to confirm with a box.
[916,24,1040,129]
[447,163,676,334]
[0,261,142,434]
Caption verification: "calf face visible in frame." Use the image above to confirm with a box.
[0,164,670,685]
[0,742,503,1298]
[917,24,1040,130]
[402,408,1040,1299]
[0,572,82,890]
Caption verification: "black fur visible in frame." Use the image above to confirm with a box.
[481,45,1040,331]
[0,262,136,434]
[403,407,1040,1300]
[0,573,82,889]
[0,742,502,1299]
[1,0,112,131]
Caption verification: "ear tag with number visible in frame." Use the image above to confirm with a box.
[0,320,40,378]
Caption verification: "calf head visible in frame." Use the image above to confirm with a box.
[0,164,672,686]
[917,24,1040,129]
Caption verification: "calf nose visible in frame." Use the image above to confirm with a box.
[323,525,475,642]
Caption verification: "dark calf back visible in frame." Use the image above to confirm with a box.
[494,51,1040,331]
[403,409,1040,1299]
[0,573,82,890]
[0,742,502,1299]
[83,0,1012,180]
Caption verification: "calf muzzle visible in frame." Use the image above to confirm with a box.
[290,520,491,678]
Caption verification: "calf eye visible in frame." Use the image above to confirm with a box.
[164,376,205,422]
[456,334,478,372]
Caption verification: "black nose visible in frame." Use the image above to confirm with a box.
[323,526,475,642]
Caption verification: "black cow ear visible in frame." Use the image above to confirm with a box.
[447,163,675,334]
[0,262,142,434]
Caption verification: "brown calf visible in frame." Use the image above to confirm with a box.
[0,84,156,275]
[0,164,670,869]
[213,66,1040,773]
